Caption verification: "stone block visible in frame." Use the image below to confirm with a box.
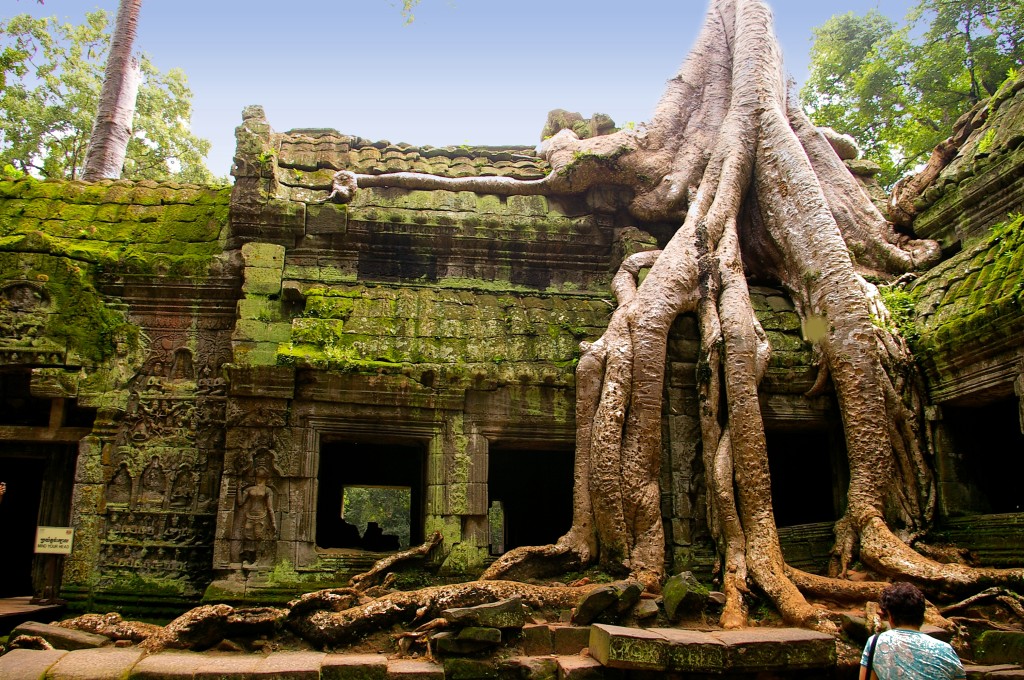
[47,647,145,680]
[235,319,293,344]
[10,621,109,651]
[128,652,208,680]
[242,267,283,296]
[321,653,387,680]
[386,659,445,679]
[237,297,281,321]
[0,649,67,680]
[231,341,281,367]
[521,624,554,656]
[588,624,667,671]
[975,631,1024,665]
[552,626,591,655]
[658,628,726,672]
[443,597,526,629]
[193,653,262,679]
[964,664,1022,678]
[498,656,557,680]
[241,242,285,269]
[434,628,502,655]
[662,571,709,621]
[441,658,498,680]
[711,628,836,672]
[255,651,326,679]
[306,203,348,235]
[554,654,604,680]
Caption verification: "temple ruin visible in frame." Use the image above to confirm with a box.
[0,72,1021,628]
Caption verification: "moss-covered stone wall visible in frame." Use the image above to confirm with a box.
[0,177,235,616]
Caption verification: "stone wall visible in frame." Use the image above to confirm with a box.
[0,177,235,615]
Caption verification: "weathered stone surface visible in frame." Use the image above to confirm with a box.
[443,598,526,629]
[711,628,836,672]
[0,648,67,680]
[433,627,502,655]
[975,631,1024,665]
[242,266,283,296]
[571,587,618,625]
[632,599,660,621]
[497,656,557,680]
[47,647,145,680]
[588,624,667,670]
[554,654,604,680]
[193,653,262,679]
[611,582,642,616]
[658,629,726,672]
[662,571,709,621]
[127,651,207,680]
[590,625,835,674]
[321,653,388,680]
[10,622,108,651]
[241,242,286,270]
[521,624,554,656]
[386,659,445,679]
[964,664,1024,679]
[552,626,591,655]
[442,657,498,680]
[256,651,327,679]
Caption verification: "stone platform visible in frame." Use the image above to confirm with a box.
[2,625,1017,679]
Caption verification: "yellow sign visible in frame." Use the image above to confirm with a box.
[35,526,74,555]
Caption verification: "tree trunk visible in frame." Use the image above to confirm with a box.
[351,0,1024,629]
[81,0,142,182]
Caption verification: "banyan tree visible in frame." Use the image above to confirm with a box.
[326,0,1024,631]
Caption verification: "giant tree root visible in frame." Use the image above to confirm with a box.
[349,531,443,592]
[253,0,1023,632]
[286,580,604,648]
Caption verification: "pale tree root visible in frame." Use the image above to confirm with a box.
[293,0,1018,635]
[349,531,443,592]
[286,580,605,648]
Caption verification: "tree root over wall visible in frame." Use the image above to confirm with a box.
[342,0,1024,632]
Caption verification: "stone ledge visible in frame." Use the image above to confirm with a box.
[588,624,836,673]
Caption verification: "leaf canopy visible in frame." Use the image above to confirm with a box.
[0,10,219,183]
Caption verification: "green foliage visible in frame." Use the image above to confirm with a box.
[343,486,412,548]
[877,284,920,343]
[802,1,1024,188]
[977,128,997,154]
[0,11,218,183]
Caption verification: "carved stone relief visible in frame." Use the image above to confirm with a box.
[228,448,283,566]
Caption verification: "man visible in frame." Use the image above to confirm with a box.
[860,582,965,680]
[0,481,5,504]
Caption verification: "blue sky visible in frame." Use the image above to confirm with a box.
[10,1,917,177]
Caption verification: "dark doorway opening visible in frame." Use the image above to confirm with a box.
[0,443,76,597]
[0,372,50,426]
[943,398,1024,513]
[316,441,425,551]
[488,448,573,552]
[766,429,844,527]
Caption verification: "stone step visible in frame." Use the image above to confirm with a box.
[965,663,1024,679]
[587,623,836,674]
[0,637,837,679]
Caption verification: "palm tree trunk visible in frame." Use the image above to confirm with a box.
[81,0,142,181]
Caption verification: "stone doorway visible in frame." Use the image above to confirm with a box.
[942,397,1024,514]
[316,440,426,551]
[766,428,847,527]
[487,448,573,552]
[0,443,77,598]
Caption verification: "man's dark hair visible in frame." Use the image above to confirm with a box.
[880,582,926,627]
